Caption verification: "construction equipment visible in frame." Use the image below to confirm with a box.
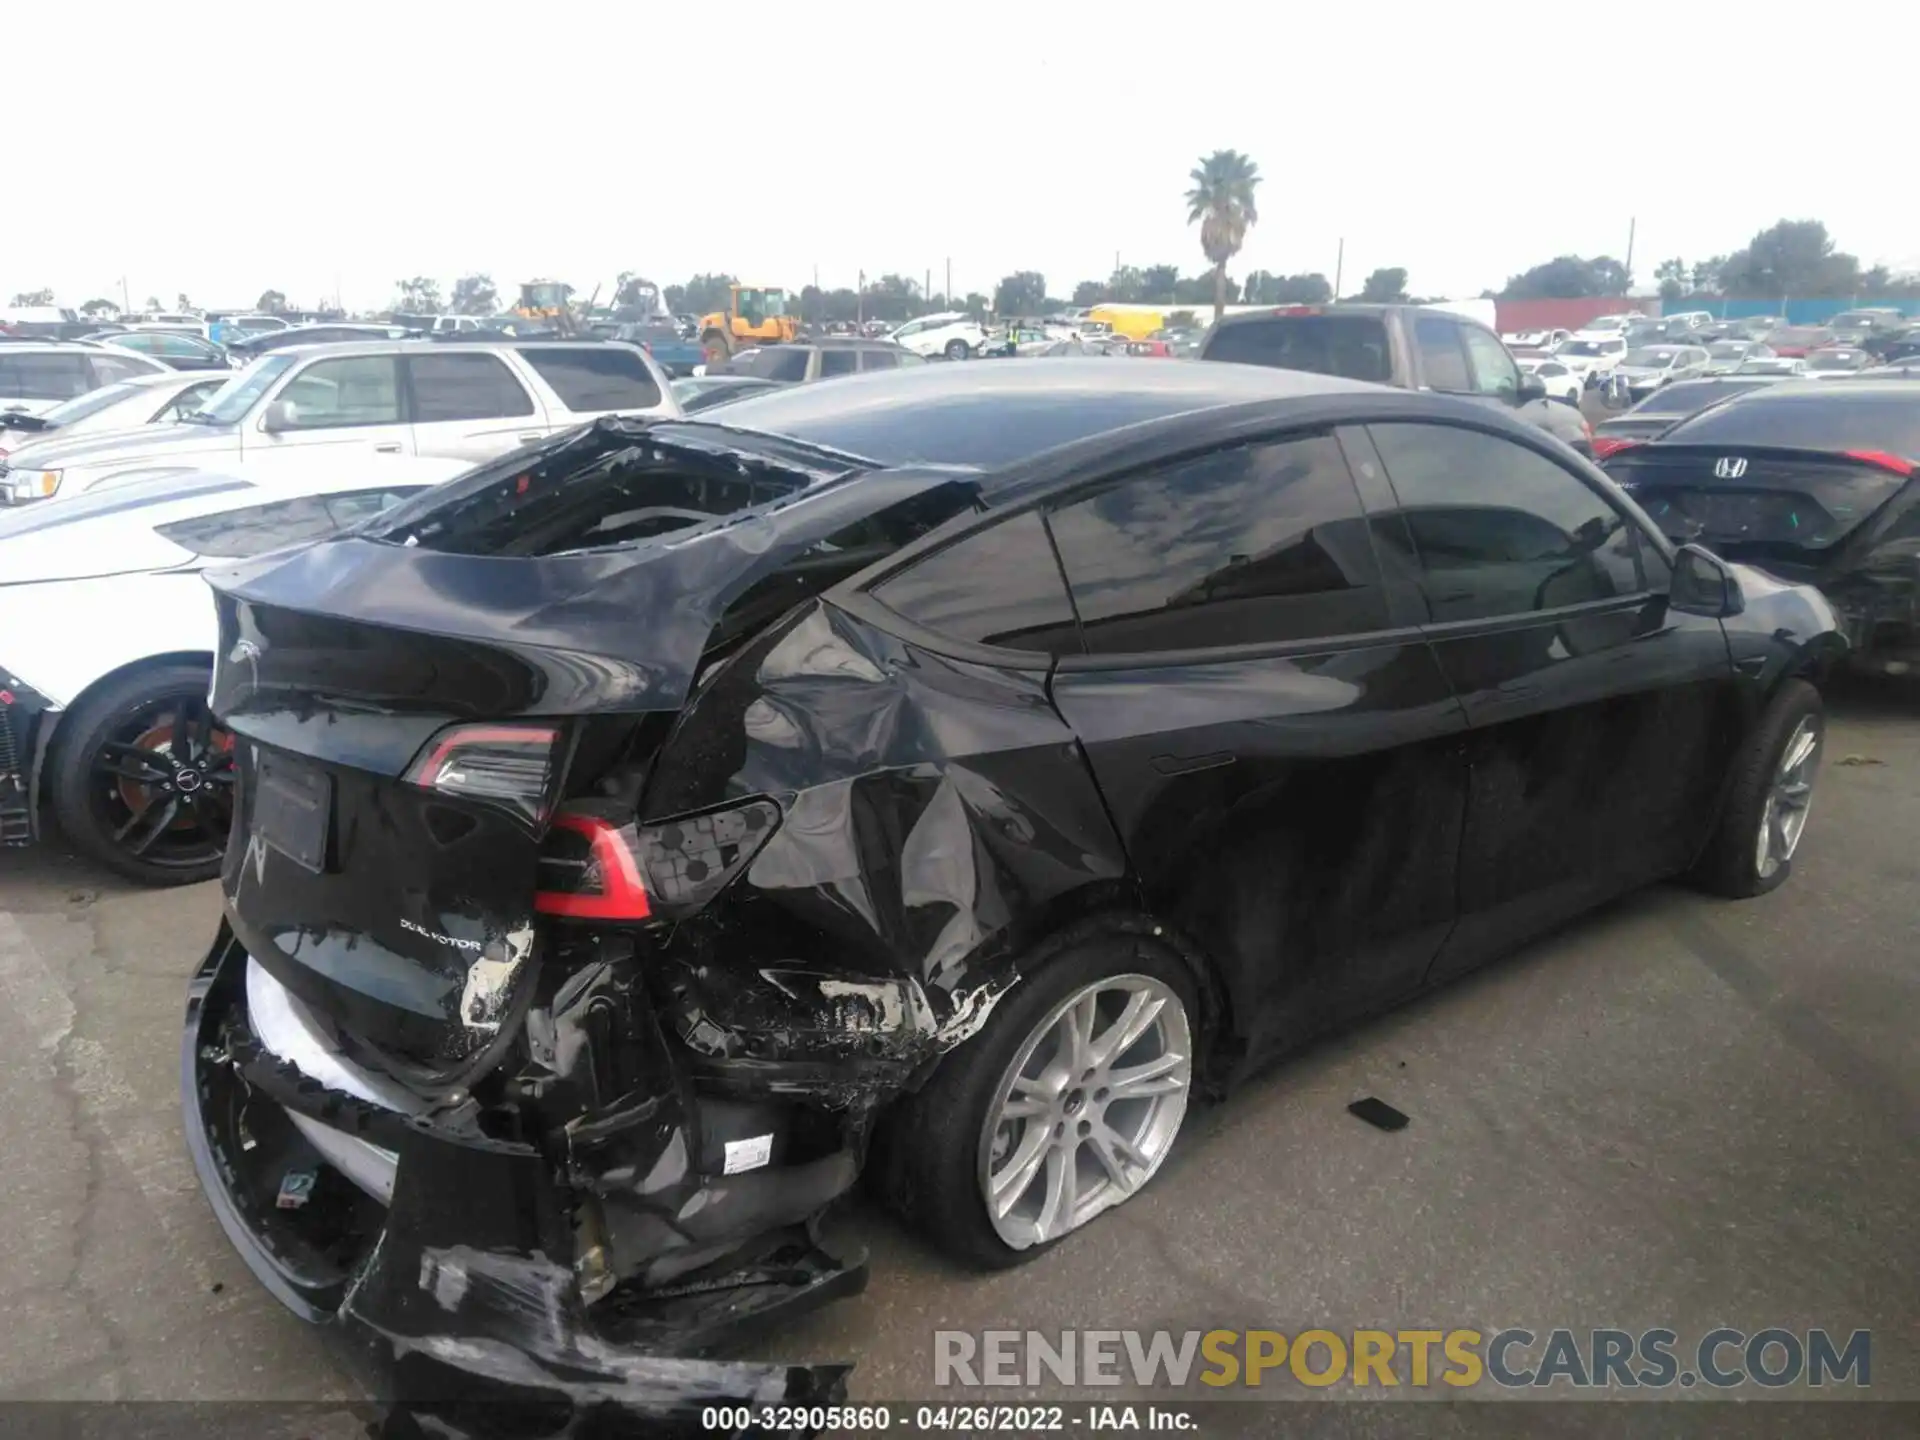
[699,286,798,365]
[515,279,574,327]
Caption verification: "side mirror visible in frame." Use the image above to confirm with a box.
[261,399,297,432]
[1669,542,1744,618]
[1517,374,1548,403]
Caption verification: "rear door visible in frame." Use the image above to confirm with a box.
[1042,428,1470,1058]
[244,354,413,458]
[1361,419,1739,986]
[404,351,546,462]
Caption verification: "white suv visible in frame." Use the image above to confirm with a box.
[0,342,169,417]
[888,311,988,361]
[0,338,678,505]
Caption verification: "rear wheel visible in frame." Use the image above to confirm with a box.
[50,662,234,886]
[875,928,1198,1268]
[1691,679,1823,898]
[944,338,970,361]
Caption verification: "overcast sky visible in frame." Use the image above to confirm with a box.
[13,3,1916,313]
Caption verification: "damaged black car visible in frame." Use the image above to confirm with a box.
[1600,379,1920,678]
[184,360,1845,1418]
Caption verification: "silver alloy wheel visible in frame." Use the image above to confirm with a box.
[977,974,1191,1250]
[1756,715,1821,880]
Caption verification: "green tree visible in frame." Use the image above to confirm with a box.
[1245,271,1332,304]
[176,292,194,312]
[10,287,54,306]
[665,274,740,318]
[394,276,442,313]
[1719,220,1859,298]
[863,274,921,323]
[1654,257,1689,303]
[1141,264,1180,303]
[1356,267,1409,303]
[1173,271,1238,305]
[80,297,120,319]
[1106,265,1146,302]
[450,274,498,315]
[993,271,1048,316]
[962,292,990,321]
[1499,255,1631,300]
[1166,309,1199,330]
[1185,148,1261,322]
[1071,278,1106,307]
[255,289,287,314]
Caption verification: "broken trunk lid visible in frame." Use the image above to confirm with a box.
[206,437,987,1081]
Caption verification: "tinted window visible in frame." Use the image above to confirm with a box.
[276,356,402,428]
[818,348,859,378]
[1201,315,1391,383]
[1368,422,1644,622]
[0,353,95,400]
[407,353,536,421]
[871,508,1080,653]
[860,348,901,371]
[517,346,662,412]
[1046,433,1388,655]
[1414,317,1471,391]
[1660,388,1920,453]
[1460,326,1519,398]
[1638,379,1769,415]
[744,348,812,382]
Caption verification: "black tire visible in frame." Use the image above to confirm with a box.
[49,661,232,886]
[872,923,1200,1270]
[1690,678,1824,899]
[944,338,970,361]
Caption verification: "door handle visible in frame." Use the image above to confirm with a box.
[373,443,401,453]
[517,431,543,443]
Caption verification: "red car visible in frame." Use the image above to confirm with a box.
[1767,325,1834,358]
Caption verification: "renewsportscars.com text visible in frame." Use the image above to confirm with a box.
[934,1327,1870,1390]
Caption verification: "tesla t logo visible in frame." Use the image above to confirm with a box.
[1714,456,1749,479]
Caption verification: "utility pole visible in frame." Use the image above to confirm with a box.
[119,276,129,314]
[925,268,931,313]
[1334,238,1345,299]
[945,257,951,307]
[1624,217,1636,286]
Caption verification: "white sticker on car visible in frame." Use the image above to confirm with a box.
[724,1134,774,1174]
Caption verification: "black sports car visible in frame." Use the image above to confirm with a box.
[184,360,1844,1423]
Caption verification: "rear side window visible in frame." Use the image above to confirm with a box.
[870,508,1081,654]
[1201,315,1391,383]
[91,353,160,385]
[1045,432,1389,655]
[818,348,859,378]
[1368,422,1645,622]
[744,348,812,382]
[1660,391,1920,454]
[406,353,536,421]
[860,348,901,371]
[519,346,662,412]
[1414,317,1471,391]
[0,353,94,400]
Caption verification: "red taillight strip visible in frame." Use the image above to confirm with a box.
[1844,449,1916,477]
[535,813,652,920]
[1591,437,1641,460]
[405,724,559,786]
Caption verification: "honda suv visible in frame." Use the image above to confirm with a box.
[184,359,1840,1419]
[2,339,677,504]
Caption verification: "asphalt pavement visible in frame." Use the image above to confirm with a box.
[1,679,1916,1408]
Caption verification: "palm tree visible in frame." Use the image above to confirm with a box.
[1185,150,1262,322]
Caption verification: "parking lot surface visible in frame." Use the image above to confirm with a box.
[2,681,1916,1403]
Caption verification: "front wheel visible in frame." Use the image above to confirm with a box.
[1691,679,1823,898]
[875,928,1198,1268]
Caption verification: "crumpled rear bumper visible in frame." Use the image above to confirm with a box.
[182,923,859,1427]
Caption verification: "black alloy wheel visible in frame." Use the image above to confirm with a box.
[51,663,234,885]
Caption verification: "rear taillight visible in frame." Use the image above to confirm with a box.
[1844,449,1915,477]
[1591,437,1641,460]
[535,798,780,924]
[405,723,561,824]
